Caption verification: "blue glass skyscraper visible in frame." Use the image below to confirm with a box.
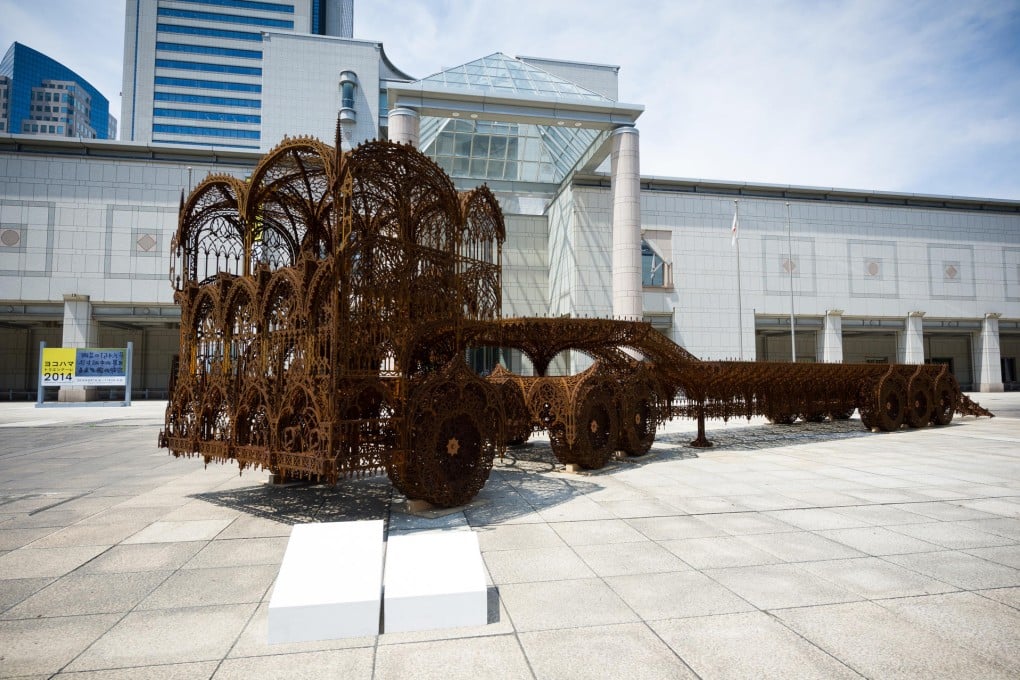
[0,42,114,139]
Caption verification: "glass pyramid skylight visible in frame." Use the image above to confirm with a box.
[415,54,610,185]
[417,53,610,103]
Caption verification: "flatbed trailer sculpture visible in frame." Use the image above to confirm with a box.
[160,136,992,507]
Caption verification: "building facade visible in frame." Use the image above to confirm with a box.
[122,0,355,148]
[0,5,1018,400]
[0,76,9,133]
[0,42,115,140]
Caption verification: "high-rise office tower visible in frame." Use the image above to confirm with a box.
[0,42,115,139]
[122,0,354,148]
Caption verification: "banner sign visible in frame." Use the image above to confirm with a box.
[41,347,128,386]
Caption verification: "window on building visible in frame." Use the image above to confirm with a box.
[174,0,294,12]
[154,91,261,108]
[154,76,262,92]
[156,41,262,59]
[152,123,260,139]
[641,232,673,288]
[153,108,261,124]
[156,23,263,41]
[155,59,263,76]
[157,6,294,28]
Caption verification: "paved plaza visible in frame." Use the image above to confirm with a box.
[1,394,1019,679]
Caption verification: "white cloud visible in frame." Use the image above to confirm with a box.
[1,0,1016,199]
[0,0,125,120]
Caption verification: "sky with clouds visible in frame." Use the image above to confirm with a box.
[1,0,1017,199]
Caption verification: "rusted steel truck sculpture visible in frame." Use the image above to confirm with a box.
[160,136,991,507]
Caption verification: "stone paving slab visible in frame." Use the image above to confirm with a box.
[881,549,1020,589]
[573,539,689,576]
[373,634,532,680]
[815,526,942,555]
[64,604,258,672]
[498,577,640,631]
[0,613,121,676]
[0,398,1018,678]
[0,544,109,579]
[875,591,1020,675]
[217,648,377,679]
[660,535,784,569]
[52,661,219,679]
[1,570,173,618]
[124,519,233,544]
[519,622,698,680]
[651,611,863,679]
[773,600,1016,679]
[606,571,754,620]
[137,564,277,609]
[78,541,207,574]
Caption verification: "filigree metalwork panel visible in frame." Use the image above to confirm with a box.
[161,131,991,508]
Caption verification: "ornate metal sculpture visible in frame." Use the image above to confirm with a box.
[160,133,991,507]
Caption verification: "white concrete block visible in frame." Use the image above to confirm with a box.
[268,520,384,644]
[383,529,487,634]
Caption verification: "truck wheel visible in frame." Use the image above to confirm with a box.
[394,405,496,508]
[576,392,617,468]
[905,373,934,428]
[874,374,907,432]
[766,411,795,425]
[390,363,501,508]
[425,411,492,506]
[930,375,959,426]
[621,406,657,456]
[620,385,657,456]
[857,378,879,430]
[497,380,532,446]
[549,391,619,470]
[799,410,827,423]
[828,405,855,421]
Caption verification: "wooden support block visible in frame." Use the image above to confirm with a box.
[404,498,435,514]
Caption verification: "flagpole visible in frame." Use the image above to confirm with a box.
[786,201,796,363]
[733,200,743,360]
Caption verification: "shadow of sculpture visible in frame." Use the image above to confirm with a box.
[188,418,924,529]
[190,475,394,526]
[654,418,876,453]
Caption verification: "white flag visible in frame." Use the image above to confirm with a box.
[731,211,738,247]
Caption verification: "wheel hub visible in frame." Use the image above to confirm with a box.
[446,437,460,456]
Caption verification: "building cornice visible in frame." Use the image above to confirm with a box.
[0,133,261,166]
[572,173,1020,214]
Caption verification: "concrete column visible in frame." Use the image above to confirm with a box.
[59,293,97,402]
[899,311,925,364]
[388,107,420,147]
[817,309,844,363]
[977,313,1003,392]
[610,126,642,320]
